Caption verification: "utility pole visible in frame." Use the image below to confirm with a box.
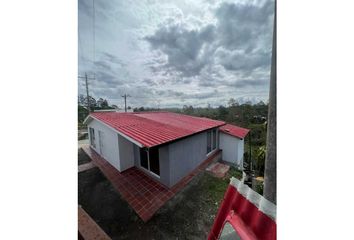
[78,73,95,113]
[121,94,131,112]
[264,3,276,204]
[249,131,252,171]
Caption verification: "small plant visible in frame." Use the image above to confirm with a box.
[255,182,264,195]
[255,146,266,176]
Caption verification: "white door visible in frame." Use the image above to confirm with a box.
[98,130,104,156]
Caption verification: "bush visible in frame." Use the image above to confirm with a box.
[254,182,264,195]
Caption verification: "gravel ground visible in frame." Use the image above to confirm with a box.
[78,148,91,165]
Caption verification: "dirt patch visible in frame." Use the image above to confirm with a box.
[78,148,91,165]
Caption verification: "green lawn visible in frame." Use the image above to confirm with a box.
[204,166,243,203]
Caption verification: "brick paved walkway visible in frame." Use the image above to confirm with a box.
[78,206,111,240]
[78,162,96,173]
[82,146,221,222]
[206,162,230,178]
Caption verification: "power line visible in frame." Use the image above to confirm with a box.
[92,0,95,72]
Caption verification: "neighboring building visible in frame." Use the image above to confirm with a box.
[116,108,134,113]
[219,124,250,169]
[84,111,249,188]
[93,109,134,113]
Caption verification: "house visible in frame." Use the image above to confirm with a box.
[219,124,250,169]
[83,111,249,188]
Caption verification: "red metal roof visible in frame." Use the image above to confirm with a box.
[87,111,225,147]
[219,124,250,139]
[208,177,276,240]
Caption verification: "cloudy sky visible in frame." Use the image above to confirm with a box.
[78,0,274,109]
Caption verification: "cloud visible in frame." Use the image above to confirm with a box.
[234,79,268,88]
[144,0,274,87]
[213,1,274,72]
[101,53,127,67]
[79,0,274,108]
[144,23,216,77]
[215,48,271,71]
[142,78,157,86]
[215,1,274,51]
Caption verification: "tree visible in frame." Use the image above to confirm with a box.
[217,105,228,120]
[183,105,194,115]
[256,101,266,106]
[96,98,104,108]
[78,94,86,106]
[255,146,266,176]
[102,99,109,108]
[78,105,88,123]
[264,10,276,204]
[228,98,238,107]
[87,96,97,110]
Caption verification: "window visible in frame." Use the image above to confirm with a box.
[140,147,160,176]
[207,131,211,153]
[140,148,148,169]
[89,127,96,148]
[212,129,217,150]
[207,129,217,154]
[149,147,160,176]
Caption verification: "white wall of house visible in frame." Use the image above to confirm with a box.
[118,134,135,171]
[237,137,244,165]
[87,119,121,171]
[219,132,244,169]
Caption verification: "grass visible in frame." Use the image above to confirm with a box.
[204,166,243,203]
[228,167,243,180]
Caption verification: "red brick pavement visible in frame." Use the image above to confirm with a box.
[82,146,221,222]
[78,206,111,240]
[206,162,230,178]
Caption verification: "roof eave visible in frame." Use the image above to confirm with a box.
[85,115,144,148]
[219,129,249,140]
[83,114,92,125]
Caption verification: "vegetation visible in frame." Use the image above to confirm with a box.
[205,166,243,203]
[254,181,264,195]
[78,95,116,129]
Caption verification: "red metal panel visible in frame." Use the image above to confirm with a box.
[219,124,250,139]
[208,179,276,240]
[89,112,225,147]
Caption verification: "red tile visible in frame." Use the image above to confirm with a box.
[81,146,221,222]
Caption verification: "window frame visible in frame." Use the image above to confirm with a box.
[207,130,212,154]
[89,127,96,148]
[212,129,217,150]
[140,147,160,178]
[207,128,218,155]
